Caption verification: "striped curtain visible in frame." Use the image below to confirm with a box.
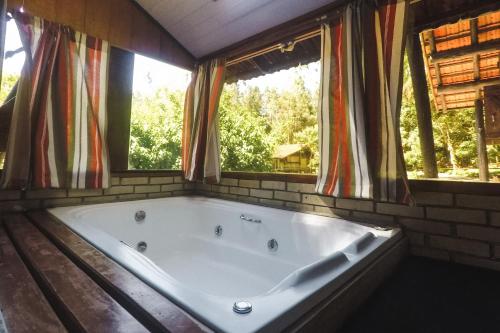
[316,0,411,203]
[182,59,226,183]
[1,13,110,189]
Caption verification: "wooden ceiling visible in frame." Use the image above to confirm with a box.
[135,0,336,58]
[421,10,500,110]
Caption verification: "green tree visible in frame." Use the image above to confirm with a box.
[128,88,183,169]
[219,84,273,171]
[263,68,319,172]
[218,63,319,173]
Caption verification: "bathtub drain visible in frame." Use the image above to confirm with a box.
[233,301,252,314]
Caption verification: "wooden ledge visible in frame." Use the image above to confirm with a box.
[0,212,211,333]
[220,171,500,195]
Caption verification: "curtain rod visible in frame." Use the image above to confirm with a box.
[204,0,352,66]
[226,28,321,67]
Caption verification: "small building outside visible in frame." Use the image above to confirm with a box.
[272,144,312,173]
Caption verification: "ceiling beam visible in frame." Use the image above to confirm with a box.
[437,78,500,94]
[431,39,500,64]
[414,0,500,32]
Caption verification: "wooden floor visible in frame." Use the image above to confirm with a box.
[0,212,211,333]
[340,256,500,333]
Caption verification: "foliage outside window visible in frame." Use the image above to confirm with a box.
[128,55,190,170]
[0,19,25,169]
[219,63,320,174]
[400,55,500,182]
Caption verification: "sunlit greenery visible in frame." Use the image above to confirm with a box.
[219,66,319,172]
[129,63,319,173]
[129,89,184,169]
[128,58,500,181]
[0,73,17,103]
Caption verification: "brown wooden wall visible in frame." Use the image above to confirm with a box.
[7,0,195,70]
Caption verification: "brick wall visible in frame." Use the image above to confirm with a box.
[0,172,193,213]
[196,174,500,272]
[2,170,500,272]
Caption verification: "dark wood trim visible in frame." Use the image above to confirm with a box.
[107,47,134,172]
[3,214,148,332]
[0,223,66,333]
[111,169,184,177]
[475,99,490,181]
[406,30,438,178]
[414,1,500,32]
[128,0,195,69]
[437,78,500,94]
[28,211,211,333]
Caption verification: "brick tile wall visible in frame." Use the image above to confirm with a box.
[2,170,500,272]
[195,176,500,272]
[0,172,193,213]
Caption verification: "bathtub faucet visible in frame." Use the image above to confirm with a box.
[240,214,262,223]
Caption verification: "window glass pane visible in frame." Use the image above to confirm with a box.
[1,19,24,103]
[400,54,500,183]
[219,62,320,173]
[128,54,190,170]
[1,19,25,169]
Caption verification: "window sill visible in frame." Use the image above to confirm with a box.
[221,171,500,195]
[0,170,497,195]
[111,170,183,177]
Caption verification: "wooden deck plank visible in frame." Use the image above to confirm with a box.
[0,224,66,333]
[3,214,148,333]
[28,211,211,333]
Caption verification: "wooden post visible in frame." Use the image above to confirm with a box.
[406,32,439,178]
[107,47,135,171]
[474,99,489,181]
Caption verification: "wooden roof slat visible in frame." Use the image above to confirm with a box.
[0,224,66,333]
[437,78,500,94]
[3,214,149,333]
[27,211,211,333]
[421,10,500,110]
[431,39,500,63]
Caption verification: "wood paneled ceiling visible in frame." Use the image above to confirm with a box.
[133,0,499,82]
[134,0,337,58]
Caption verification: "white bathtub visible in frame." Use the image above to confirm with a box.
[49,196,401,333]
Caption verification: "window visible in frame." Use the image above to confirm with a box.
[219,62,320,174]
[399,10,500,184]
[128,54,191,170]
[401,57,483,181]
[1,19,24,102]
[0,18,25,168]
